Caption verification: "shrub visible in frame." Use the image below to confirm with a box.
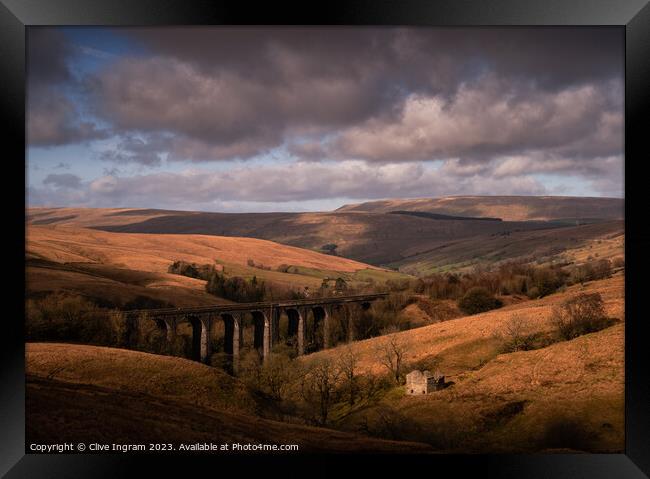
[570,259,612,285]
[591,259,613,280]
[457,287,503,315]
[334,277,348,291]
[551,293,615,340]
[498,315,555,353]
[168,260,216,280]
[530,266,567,297]
[26,293,116,344]
[205,271,266,303]
[526,286,541,299]
[246,258,271,270]
[386,278,414,292]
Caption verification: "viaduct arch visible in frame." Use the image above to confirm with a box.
[124,293,387,373]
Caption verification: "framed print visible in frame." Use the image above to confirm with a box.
[2,0,649,477]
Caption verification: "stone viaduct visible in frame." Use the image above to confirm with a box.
[123,293,387,372]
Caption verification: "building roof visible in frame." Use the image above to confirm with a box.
[406,369,443,380]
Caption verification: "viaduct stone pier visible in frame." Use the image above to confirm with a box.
[123,293,387,372]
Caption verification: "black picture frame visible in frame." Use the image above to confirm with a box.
[3,0,649,476]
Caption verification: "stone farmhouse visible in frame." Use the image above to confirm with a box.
[406,369,445,395]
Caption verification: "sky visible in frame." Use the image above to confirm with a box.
[26,27,624,213]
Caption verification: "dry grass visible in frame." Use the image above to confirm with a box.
[399,299,462,329]
[561,232,625,265]
[391,221,624,275]
[26,206,582,266]
[304,275,624,378]
[368,322,625,452]
[26,343,258,415]
[338,196,623,222]
[27,224,380,274]
[25,343,433,453]
[26,263,224,307]
[26,224,408,306]
[25,275,624,453]
[300,275,624,452]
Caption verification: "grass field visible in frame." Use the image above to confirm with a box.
[27,206,580,266]
[299,275,624,452]
[25,344,433,453]
[26,224,409,307]
[390,221,623,275]
[24,200,625,453]
[338,196,624,222]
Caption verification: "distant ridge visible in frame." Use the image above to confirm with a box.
[26,195,624,267]
[337,196,623,222]
[389,210,502,222]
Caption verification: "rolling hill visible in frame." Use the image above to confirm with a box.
[27,197,621,268]
[24,198,625,453]
[26,224,409,307]
[26,344,433,453]
[391,220,624,275]
[299,275,625,452]
[337,196,624,222]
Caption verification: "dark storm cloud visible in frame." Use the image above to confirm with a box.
[27,28,72,86]
[27,29,110,147]
[123,27,622,93]
[27,89,109,146]
[82,27,622,163]
[27,26,623,204]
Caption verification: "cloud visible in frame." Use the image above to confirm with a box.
[26,27,624,206]
[31,153,625,210]
[98,134,170,166]
[90,54,387,160]
[123,27,622,94]
[287,141,328,161]
[27,90,109,146]
[28,28,72,86]
[329,75,622,163]
[43,173,82,189]
[33,161,547,209]
[79,27,622,163]
[27,29,110,147]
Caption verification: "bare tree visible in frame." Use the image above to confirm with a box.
[379,335,407,384]
[338,346,360,405]
[260,352,301,402]
[500,314,533,352]
[300,358,341,425]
